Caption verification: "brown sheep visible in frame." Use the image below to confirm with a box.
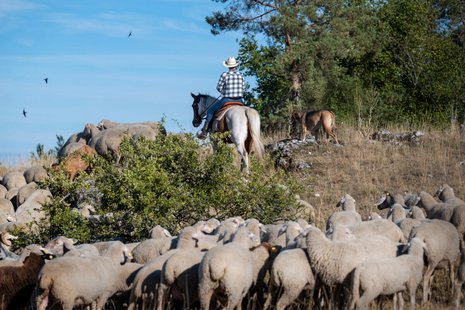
[53,145,97,181]
[0,252,51,310]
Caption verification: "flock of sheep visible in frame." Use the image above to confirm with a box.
[1,170,465,309]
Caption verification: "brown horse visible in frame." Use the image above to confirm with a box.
[292,110,339,144]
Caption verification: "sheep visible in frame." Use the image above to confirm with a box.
[264,247,315,310]
[350,237,425,310]
[130,225,206,309]
[0,251,51,310]
[238,241,280,309]
[215,216,244,243]
[305,226,399,308]
[0,198,14,217]
[156,224,222,310]
[1,171,26,191]
[375,191,406,211]
[34,241,131,310]
[0,185,7,199]
[408,219,461,304]
[435,183,465,207]
[262,223,287,247]
[418,190,465,248]
[279,220,305,246]
[417,190,455,221]
[23,166,48,184]
[328,218,406,243]
[127,251,176,310]
[387,203,427,240]
[326,194,362,231]
[57,123,100,158]
[131,225,174,264]
[57,139,87,158]
[294,194,315,222]
[156,242,206,310]
[88,122,165,163]
[410,205,426,220]
[16,181,38,206]
[42,235,98,258]
[198,226,261,310]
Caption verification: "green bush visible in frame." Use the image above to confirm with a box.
[22,133,301,245]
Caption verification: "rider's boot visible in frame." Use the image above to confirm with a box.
[197,122,210,140]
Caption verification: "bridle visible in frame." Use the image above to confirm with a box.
[192,94,221,127]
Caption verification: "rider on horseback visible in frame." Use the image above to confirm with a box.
[197,57,246,139]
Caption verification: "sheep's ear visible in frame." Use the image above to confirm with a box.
[163,229,171,237]
[277,225,287,236]
[40,248,56,260]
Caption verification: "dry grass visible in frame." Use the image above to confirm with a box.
[264,123,465,309]
[273,124,465,229]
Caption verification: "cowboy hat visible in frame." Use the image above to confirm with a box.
[223,57,239,68]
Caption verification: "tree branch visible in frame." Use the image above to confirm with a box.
[250,0,278,10]
[241,9,277,22]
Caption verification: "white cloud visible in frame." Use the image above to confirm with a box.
[0,0,39,16]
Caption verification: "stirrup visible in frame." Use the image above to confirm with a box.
[197,130,208,140]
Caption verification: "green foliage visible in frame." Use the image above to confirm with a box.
[21,134,300,245]
[209,0,465,128]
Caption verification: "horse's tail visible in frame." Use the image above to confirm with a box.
[245,108,265,161]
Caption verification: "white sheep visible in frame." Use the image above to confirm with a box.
[418,190,465,249]
[305,226,399,308]
[264,247,315,310]
[156,240,206,309]
[417,190,455,221]
[375,191,406,212]
[326,194,362,231]
[328,218,406,243]
[198,226,261,310]
[131,222,216,309]
[350,237,425,310]
[435,183,465,207]
[408,219,461,304]
[131,225,174,264]
[388,203,427,240]
[127,251,176,310]
[23,165,48,184]
[215,216,244,243]
[34,241,132,310]
[1,171,27,191]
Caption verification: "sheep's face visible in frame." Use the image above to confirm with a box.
[375,194,389,210]
[248,232,260,248]
[121,247,131,265]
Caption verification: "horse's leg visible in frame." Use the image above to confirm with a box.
[236,143,249,173]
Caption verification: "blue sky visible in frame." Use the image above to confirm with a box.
[0,0,247,164]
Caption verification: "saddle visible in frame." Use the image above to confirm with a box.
[213,101,244,133]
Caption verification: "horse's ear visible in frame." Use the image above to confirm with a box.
[191,92,196,98]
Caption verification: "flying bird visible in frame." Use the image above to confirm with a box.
[23,109,27,118]
[44,78,48,84]
[128,31,132,37]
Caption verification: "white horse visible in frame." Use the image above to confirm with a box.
[191,93,265,172]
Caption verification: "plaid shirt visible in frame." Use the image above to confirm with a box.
[216,69,245,98]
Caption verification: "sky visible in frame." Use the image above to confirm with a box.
[0,0,247,165]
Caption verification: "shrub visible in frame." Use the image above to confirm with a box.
[21,133,301,245]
